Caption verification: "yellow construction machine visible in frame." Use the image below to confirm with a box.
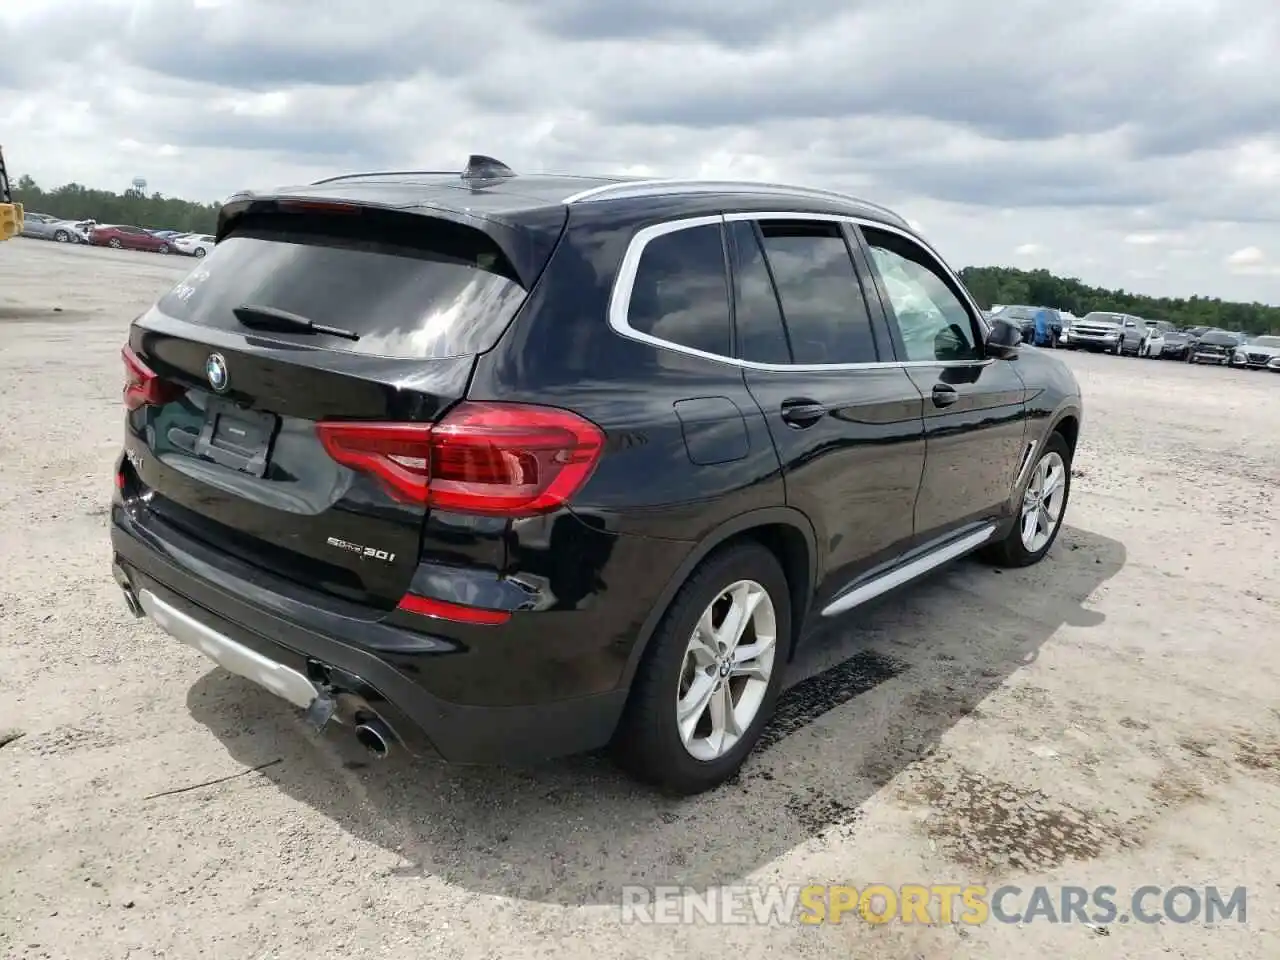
[0,144,22,241]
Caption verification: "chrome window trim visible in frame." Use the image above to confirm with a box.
[606,211,994,373]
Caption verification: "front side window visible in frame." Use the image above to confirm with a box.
[756,221,878,365]
[863,227,980,363]
[627,223,731,357]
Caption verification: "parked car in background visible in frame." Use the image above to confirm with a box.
[1157,329,1192,360]
[1188,329,1239,365]
[173,233,216,257]
[1137,320,1177,358]
[20,211,90,243]
[90,224,175,253]
[991,305,1036,342]
[992,305,1062,345]
[147,229,185,240]
[1232,334,1280,369]
[108,163,1083,794]
[1139,327,1166,358]
[1062,311,1145,354]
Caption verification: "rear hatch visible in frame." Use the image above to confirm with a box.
[121,200,549,610]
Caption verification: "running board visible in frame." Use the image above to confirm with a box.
[820,523,998,618]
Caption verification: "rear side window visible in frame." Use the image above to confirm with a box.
[757,222,878,365]
[728,221,791,364]
[156,214,528,360]
[626,223,731,356]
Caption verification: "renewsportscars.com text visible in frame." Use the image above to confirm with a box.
[620,884,1247,926]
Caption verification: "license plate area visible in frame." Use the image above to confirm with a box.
[192,397,279,478]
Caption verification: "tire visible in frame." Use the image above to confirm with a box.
[980,431,1072,568]
[194,247,206,258]
[54,230,69,242]
[612,541,791,795]
[108,238,122,249]
[158,244,170,255]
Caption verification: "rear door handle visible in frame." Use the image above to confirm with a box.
[780,398,827,428]
[931,384,959,408]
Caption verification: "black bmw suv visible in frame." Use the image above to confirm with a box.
[110,157,1083,794]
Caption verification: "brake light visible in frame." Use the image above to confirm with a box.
[276,199,361,214]
[397,593,510,626]
[315,402,605,516]
[122,344,182,410]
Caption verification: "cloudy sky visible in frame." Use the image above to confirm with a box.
[4,0,1280,302]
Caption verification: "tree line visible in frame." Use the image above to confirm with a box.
[13,175,220,235]
[960,265,1278,335]
[12,174,1278,334]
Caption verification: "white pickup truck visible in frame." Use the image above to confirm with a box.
[1061,311,1146,355]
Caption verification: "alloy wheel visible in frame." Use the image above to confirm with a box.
[675,579,777,761]
[1020,450,1067,553]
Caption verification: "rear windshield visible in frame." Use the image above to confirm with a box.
[1254,336,1280,347]
[156,214,528,359]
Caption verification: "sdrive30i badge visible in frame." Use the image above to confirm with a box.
[326,536,397,563]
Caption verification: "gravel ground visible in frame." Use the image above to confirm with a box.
[2,238,1278,960]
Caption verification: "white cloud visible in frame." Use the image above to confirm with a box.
[1014,243,1045,256]
[1225,245,1280,276]
[1124,232,1184,245]
[1226,246,1265,266]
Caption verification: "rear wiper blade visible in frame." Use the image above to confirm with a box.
[232,304,361,341]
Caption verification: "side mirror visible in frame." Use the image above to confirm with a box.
[986,318,1022,359]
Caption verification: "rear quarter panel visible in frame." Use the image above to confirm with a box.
[468,201,787,544]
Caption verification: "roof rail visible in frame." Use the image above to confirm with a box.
[561,178,909,226]
[309,170,458,185]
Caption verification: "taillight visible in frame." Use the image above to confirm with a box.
[315,422,433,504]
[122,344,182,410]
[429,402,605,514]
[315,401,605,516]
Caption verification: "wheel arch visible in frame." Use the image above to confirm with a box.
[1051,408,1081,457]
[1005,398,1081,511]
[619,507,819,689]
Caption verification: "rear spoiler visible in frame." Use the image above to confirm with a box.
[215,190,562,289]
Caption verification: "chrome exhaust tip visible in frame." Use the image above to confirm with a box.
[112,563,144,619]
[354,718,393,759]
[120,585,144,619]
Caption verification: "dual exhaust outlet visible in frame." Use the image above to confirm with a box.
[305,687,397,759]
[353,716,394,759]
[117,576,397,760]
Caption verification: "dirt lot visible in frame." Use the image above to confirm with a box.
[1,237,1277,959]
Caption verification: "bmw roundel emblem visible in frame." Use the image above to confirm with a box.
[205,353,229,392]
